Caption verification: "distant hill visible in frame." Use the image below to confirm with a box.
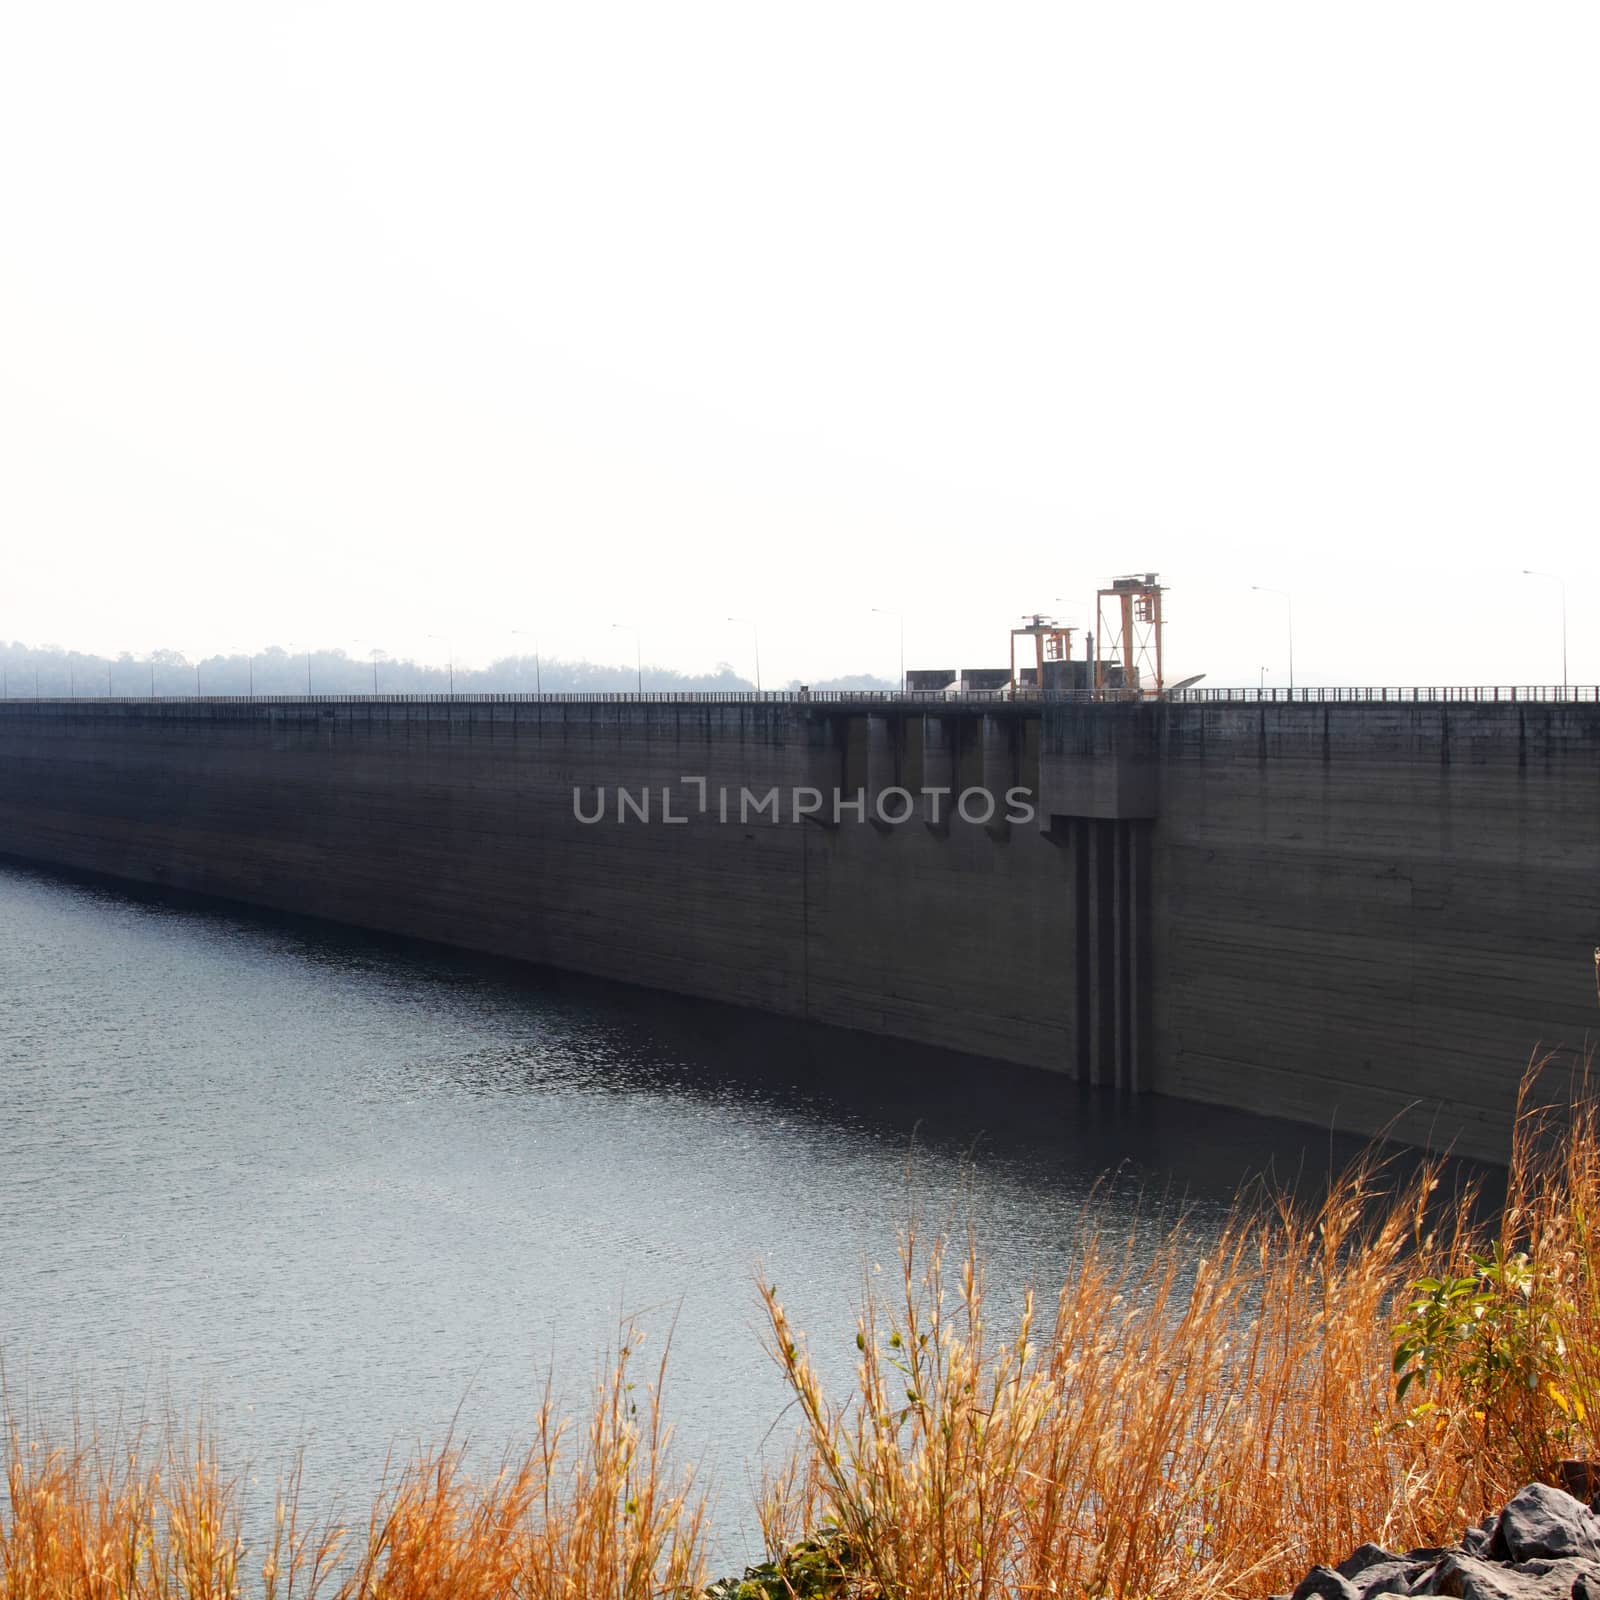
[0,642,894,698]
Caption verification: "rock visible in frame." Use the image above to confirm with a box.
[1513,1556,1600,1585]
[1426,1553,1536,1600]
[1349,1560,1427,1598]
[1293,1567,1363,1600]
[1340,1546,1404,1580]
[1425,1552,1600,1600]
[1281,1487,1600,1600]
[1462,1514,1512,1562]
[1498,1485,1600,1562]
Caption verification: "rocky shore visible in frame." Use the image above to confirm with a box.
[1283,1485,1600,1600]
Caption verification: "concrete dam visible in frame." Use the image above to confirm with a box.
[0,692,1595,1162]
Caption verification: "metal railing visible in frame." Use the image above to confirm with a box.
[0,688,1075,706]
[0,689,928,706]
[0,685,1596,708]
[1170,685,1600,704]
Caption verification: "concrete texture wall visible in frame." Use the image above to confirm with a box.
[1150,701,1600,1158]
[0,699,1080,1074]
[0,696,1593,1160]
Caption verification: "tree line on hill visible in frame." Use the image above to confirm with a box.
[0,642,893,698]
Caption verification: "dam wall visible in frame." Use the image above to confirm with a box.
[0,698,1083,1073]
[1148,701,1599,1155]
[0,695,1594,1159]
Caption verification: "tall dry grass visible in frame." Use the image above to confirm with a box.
[2,1329,707,1600]
[9,1067,1600,1599]
[754,1067,1600,1599]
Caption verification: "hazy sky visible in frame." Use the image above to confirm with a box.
[2,4,1595,689]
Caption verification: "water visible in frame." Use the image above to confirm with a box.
[0,859,1387,1563]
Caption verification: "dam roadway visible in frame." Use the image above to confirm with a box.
[0,689,1595,1162]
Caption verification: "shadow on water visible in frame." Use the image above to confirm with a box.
[0,852,1501,1214]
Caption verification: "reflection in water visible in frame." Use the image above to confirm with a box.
[0,860,1468,1561]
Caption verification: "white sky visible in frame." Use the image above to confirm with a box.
[1,3,1595,689]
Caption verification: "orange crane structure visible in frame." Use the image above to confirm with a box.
[1009,614,1076,694]
[1093,573,1165,699]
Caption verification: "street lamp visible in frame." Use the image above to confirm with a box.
[285,640,315,694]
[871,607,904,695]
[512,629,542,695]
[727,616,761,693]
[227,646,256,696]
[1250,586,1294,694]
[612,623,642,693]
[1522,570,1568,693]
[428,634,455,695]
[359,644,384,694]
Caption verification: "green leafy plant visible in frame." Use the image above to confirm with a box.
[703,1527,860,1599]
[1393,1240,1577,1474]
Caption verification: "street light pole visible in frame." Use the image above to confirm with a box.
[286,641,314,694]
[1251,586,1294,694]
[1522,570,1568,693]
[871,607,904,695]
[612,624,642,693]
[428,634,455,695]
[512,629,541,695]
[727,617,761,693]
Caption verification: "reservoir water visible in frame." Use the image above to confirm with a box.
[1,858,1382,1563]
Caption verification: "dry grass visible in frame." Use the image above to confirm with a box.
[754,1065,1600,1599]
[10,1067,1600,1599]
[2,1329,707,1600]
